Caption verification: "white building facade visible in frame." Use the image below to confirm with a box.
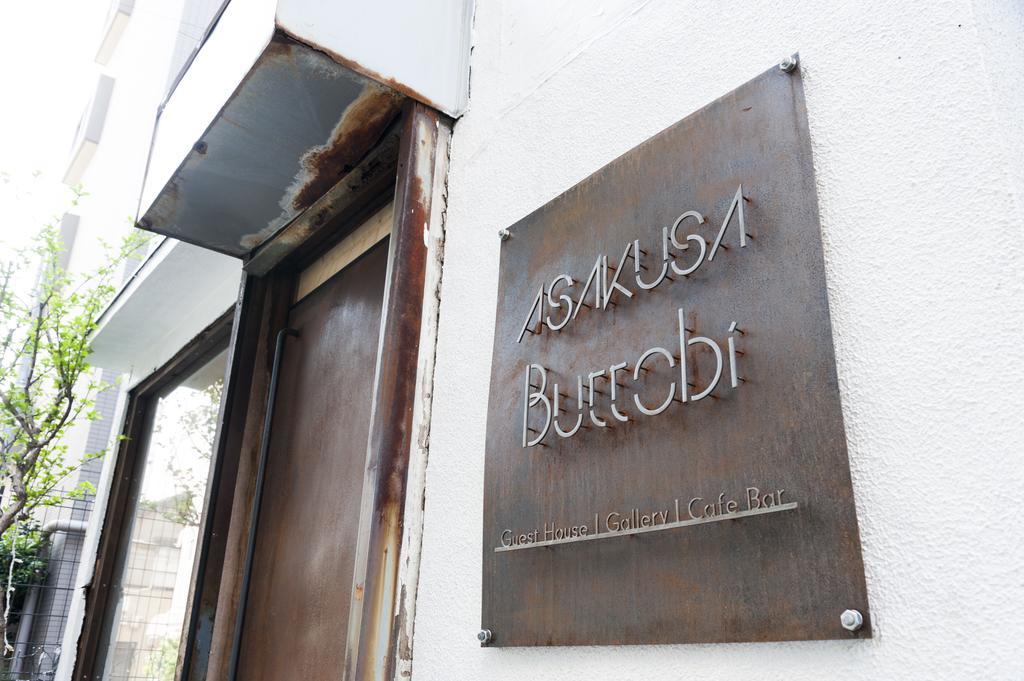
[42,0,1024,680]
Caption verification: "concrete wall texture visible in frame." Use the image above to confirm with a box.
[413,0,1024,679]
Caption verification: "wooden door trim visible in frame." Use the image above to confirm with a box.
[294,201,394,303]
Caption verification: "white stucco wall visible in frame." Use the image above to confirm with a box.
[413,0,1024,679]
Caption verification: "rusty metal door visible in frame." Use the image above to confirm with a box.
[233,241,388,679]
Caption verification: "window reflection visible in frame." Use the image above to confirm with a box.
[103,350,226,681]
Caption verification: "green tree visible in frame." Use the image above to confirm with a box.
[0,523,48,593]
[0,523,49,619]
[0,195,148,647]
[144,635,179,681]
[146,379,222,527]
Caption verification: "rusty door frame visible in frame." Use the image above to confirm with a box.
[346,101,447,681]
[175,272,287,681]
[72,100,450,681]
[72,310,234,681]
[191,99,451,681]
[192,117,407,681]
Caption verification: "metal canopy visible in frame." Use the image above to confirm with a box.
[89,238,241,385]
[139,32,405,258]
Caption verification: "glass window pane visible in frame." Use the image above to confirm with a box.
[102,349,227,681]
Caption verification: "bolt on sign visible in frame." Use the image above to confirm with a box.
[482,61,871,646]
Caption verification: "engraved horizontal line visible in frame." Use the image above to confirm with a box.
[494,502,799,553]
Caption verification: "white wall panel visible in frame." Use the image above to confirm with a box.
[413,0,1024,678]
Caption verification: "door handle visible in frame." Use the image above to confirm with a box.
[227,327,298,681]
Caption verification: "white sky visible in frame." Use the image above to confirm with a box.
[0,0,110,259]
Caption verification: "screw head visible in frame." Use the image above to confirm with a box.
[193,140,208,154]
[779,54,799,73]
[477,628,493,644]
[498,228,511,242]
[840,609,864,632]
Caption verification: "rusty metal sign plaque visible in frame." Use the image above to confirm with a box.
[481,63,871,646]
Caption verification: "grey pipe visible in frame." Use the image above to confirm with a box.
[40,519,89,538]
[10,519,89,674]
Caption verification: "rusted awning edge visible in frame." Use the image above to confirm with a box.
[136,29,409,259]
[242,119,403,276]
